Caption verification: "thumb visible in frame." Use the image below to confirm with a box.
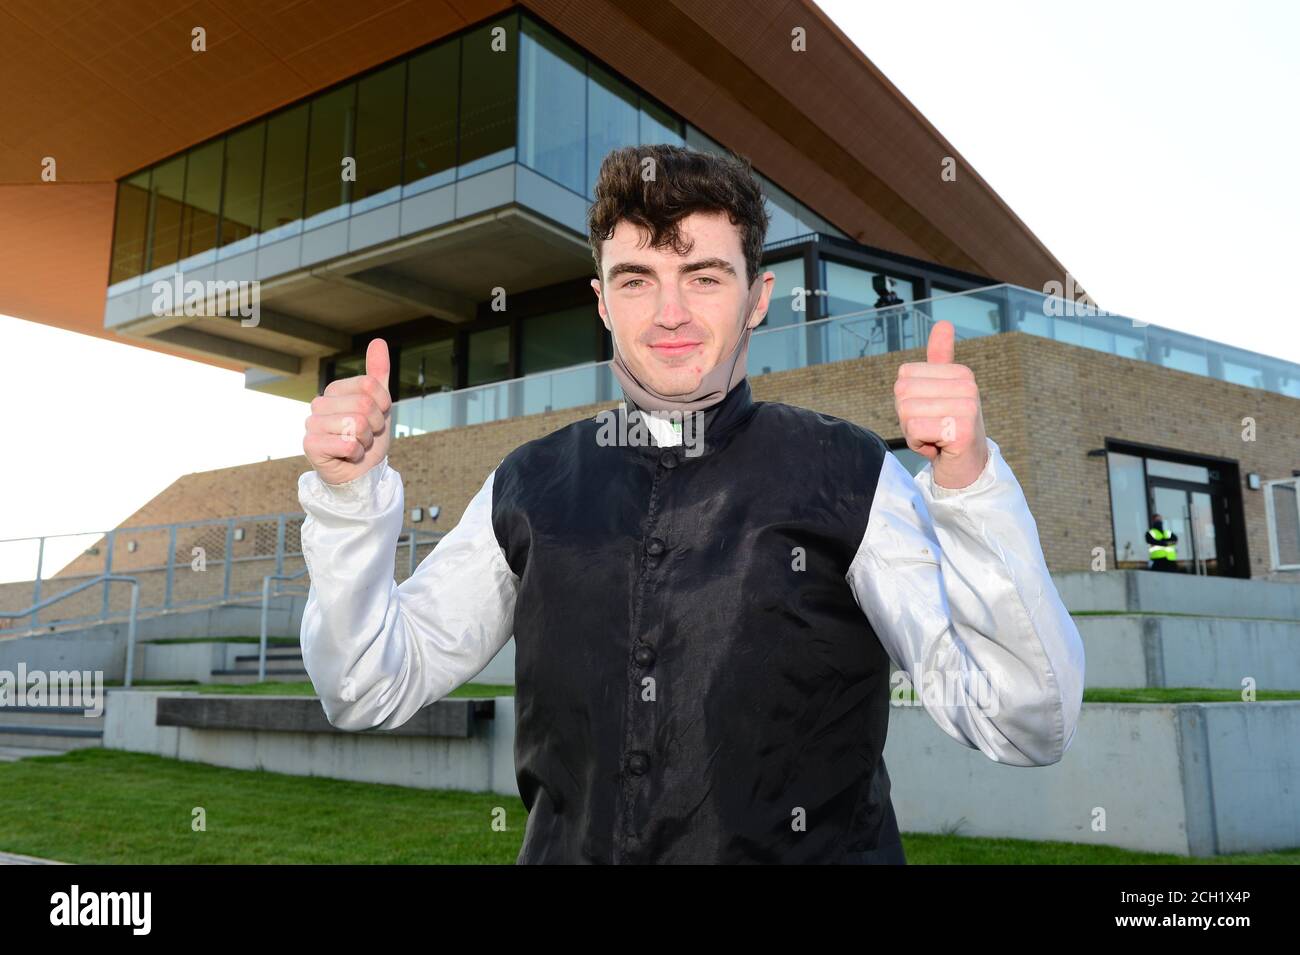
[366,338,390,392]
[926,320,955,364]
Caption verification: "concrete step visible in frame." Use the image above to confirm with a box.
[1076,613,1300,689]
[230,655,303,673]
[209,670,310,684]
[1056,570,1300,619]
[0,706,105,729]
[0,724,102,750]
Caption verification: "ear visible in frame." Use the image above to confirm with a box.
[591,278,611,331]
[745,270,776,329]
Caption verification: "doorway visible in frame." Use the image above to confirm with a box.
[1149,480,1224,575]
[1105,441,1248,578]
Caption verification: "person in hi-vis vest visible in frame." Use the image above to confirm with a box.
[1145,513,1179,571]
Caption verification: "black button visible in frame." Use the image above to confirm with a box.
[646,556,661,570]
[659,451,678,469]
[626,751,650,776]
[633,644,656,667]
[645,537,666,556]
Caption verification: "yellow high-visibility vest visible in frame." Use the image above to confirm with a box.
[1148,527,1177,560]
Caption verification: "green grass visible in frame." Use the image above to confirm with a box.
[1,749,1294,864]
[1082,687,1300,703]
[0,749,524,864]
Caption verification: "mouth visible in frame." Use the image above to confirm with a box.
[649,340,702,358]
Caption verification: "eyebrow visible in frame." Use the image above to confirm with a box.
[606,258,738,281]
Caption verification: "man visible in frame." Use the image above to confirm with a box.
[1145,513,1180,571]
[297,145,1085,864]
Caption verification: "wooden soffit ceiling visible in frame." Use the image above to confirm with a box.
[0,0,1069,362]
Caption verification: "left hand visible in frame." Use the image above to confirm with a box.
[893,320,989,490]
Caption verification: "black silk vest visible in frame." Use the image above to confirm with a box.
[491,378,904,864]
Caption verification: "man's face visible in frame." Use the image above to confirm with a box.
[591,210,774,397]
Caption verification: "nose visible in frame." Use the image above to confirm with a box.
[654,286,691,329]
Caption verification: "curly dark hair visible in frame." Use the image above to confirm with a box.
[587,144,771,287]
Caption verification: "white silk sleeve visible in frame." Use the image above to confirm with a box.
[846,437,1085,766]
[297,457,518,731]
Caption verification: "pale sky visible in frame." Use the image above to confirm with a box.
[2,0,1296,583]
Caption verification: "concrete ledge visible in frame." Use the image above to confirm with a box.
[154,694,492,738]
[104,690,517,793]
[1077,614,1300,689]
[1055,570,1300,618]
[884,700,1300,856]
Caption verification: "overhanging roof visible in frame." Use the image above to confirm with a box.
[0,0,1074,373]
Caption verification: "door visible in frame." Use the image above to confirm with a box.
[1150,480,1220,574]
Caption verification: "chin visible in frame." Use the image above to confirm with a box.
[632,354,707,396]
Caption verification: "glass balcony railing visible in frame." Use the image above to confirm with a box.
[391,283,1300,438]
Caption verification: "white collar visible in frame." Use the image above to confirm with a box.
[631,407,683,447]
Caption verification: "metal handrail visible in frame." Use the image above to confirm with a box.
[402,529,446,577]
[6,574,141,687]
[257,528,447,681]
[1,511,310,637]
[259,570,310,682]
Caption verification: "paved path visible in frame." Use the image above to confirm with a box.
[0,850,67,864]
[0,745,63,762]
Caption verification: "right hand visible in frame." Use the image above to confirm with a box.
[303,338,393,486]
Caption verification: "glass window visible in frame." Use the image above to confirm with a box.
[822,260,915,318]
[762,185,803,244]
[397,338,456,399]
[404,43,459,194]
[1107,451,1149,568]
[332,354,365,380]
[1272,484,1300,566]
[1146,459,1210,483]
[353,62,406,211]
[179,139,223,261]
[519,17,586,194]
[220,122,264,251]
[304,83,356,224]
[639,97,683,146]
[460,17,518,178]
[109,170,151,284]
[260,103,309,239]
[890,446,929,478]
[146,155,186,271]
[587,62,638,199]
[758,257,806,328]
[521,305,598,375]
[467,325,511,386]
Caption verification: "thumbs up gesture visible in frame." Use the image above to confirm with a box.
[894,320,989,490]
[303,338,393,486]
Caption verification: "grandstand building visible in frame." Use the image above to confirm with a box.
[2,0,1298,598]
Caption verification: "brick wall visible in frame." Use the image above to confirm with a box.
[50,333,1300,581]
